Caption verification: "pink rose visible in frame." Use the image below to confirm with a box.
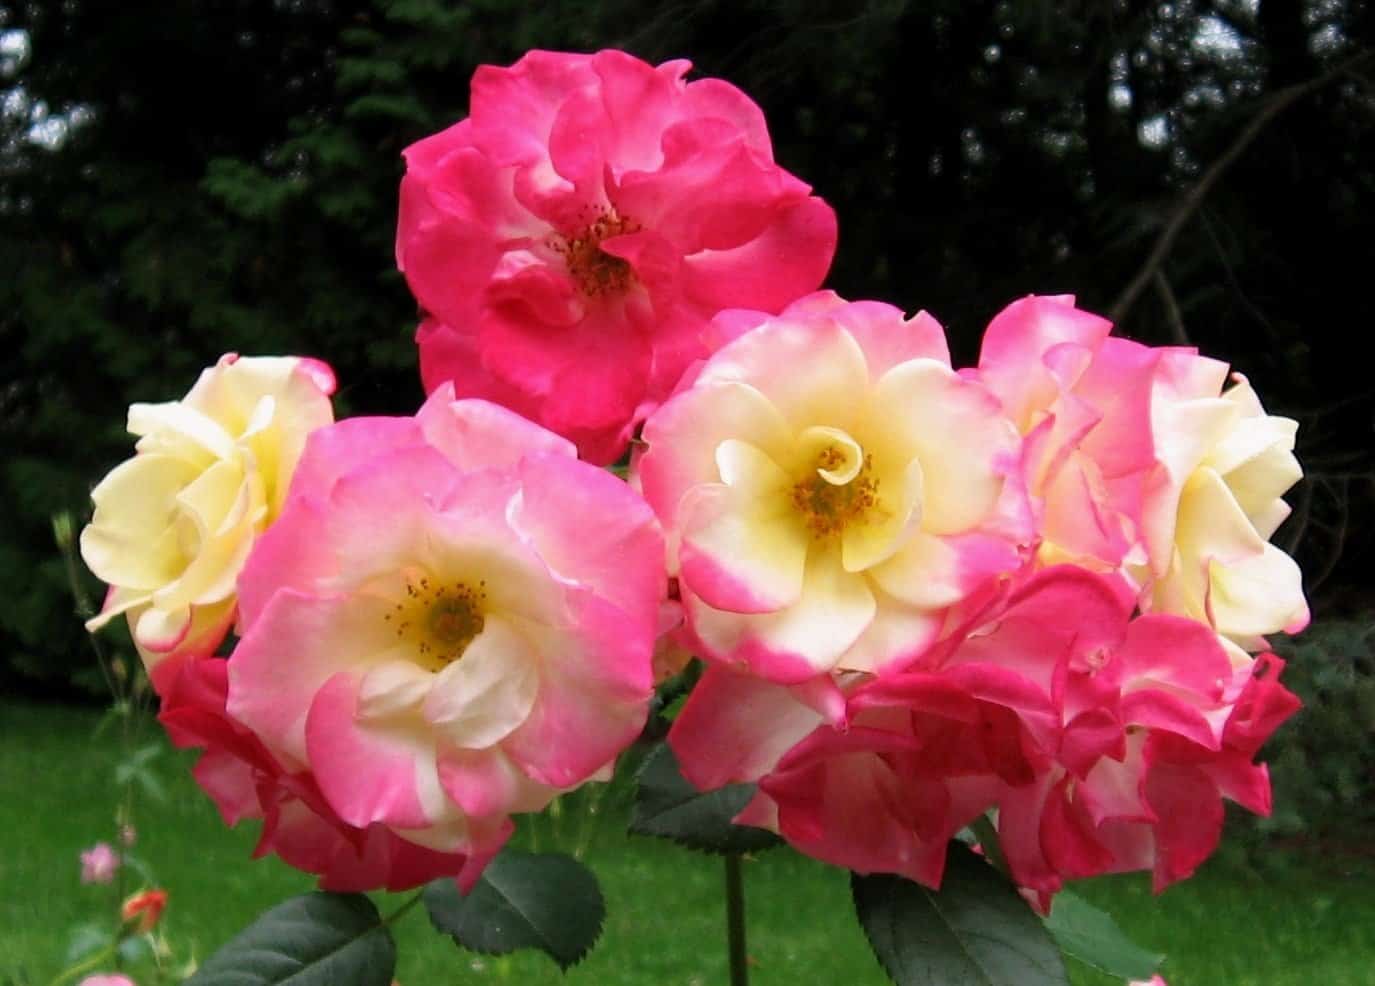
[398,49,837,463]
[638,292,1028,688]
[974,295,1152,575]
[681,568,1296,901]
[157,653,493,892]
[223,387,664,870]
[79,842,119,884]
[974,296,1308,654]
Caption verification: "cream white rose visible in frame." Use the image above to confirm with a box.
[81,354,335,670]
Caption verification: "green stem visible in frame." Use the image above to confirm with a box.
[970,814,1009,878]
[724,853,749,986]
[572,782,607,861]
[48,939,118,986]
[381,891,424,928]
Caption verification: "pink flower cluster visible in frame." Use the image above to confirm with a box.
[83,49,1305,910]
[651,294,1305,906]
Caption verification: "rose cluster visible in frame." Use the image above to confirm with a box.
[646,292,1304,905]
[82,50,1303,906]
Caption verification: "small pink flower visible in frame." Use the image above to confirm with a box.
[1129,978,1169,986]
[79,843,119,884]
[398,49,837,463]
[78,975,136,986]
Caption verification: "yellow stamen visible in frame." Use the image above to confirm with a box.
[790,449,881,539]
[386,576,487,673]
[553,206,641,297]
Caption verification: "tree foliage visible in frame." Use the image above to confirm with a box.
[2,0,1372,695]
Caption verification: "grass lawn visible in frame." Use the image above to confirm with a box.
[4,699,1373,986]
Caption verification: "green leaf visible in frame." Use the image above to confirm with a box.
[185,892,395,986]
[1042,890,1164,980]
[628,742,781,854]
[852,843,1068,986]
[423,850,604,970]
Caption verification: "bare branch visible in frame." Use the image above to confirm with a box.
[1110,49,1374,324]
[1152,271,1190,345]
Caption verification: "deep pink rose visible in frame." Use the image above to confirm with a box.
[398,49,837,463]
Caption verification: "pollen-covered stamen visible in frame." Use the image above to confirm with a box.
[791,446,882,539]
[552,206,641,298]
[384,576,488,673]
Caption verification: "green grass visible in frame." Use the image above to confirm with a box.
[4,699,1373,986]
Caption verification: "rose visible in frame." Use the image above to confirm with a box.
[81,354,336,672]
[120,888,167,933]
[636,291,1028,686]
[1139,363,1309,651]
[398,49,837,463]
[157,652,494,891]
[973,297,1309,653]
[687,568,1297,903]
[224,385,664,864]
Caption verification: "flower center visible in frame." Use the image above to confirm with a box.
[790,445,881,539]
[385,576,487,673]
[555,207,640,297]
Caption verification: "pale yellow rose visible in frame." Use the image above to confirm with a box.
[81,354,335,671]
[1141,369,1308,656]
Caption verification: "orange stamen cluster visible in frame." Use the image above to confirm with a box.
[791,450,881,539]
[553,206,641,298]
[384,575,487,673]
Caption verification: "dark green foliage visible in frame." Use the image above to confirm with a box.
[422,850,606,969]
[852,842,1068,986]
[2,1,1372,715]
[1238,618,1375,845]
[186,892,396,986]
[629,741,782,853]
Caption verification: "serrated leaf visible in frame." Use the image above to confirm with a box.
[1043,891,1164,980]
[629,743,781,854]
[423,850,604,970]
[852,843,1068,986]
[185,892,395,986]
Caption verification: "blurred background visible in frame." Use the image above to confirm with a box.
[1,2,1373,981]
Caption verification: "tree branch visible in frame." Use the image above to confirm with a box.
[1109,48,1374,324]
[1152,270,1190,345]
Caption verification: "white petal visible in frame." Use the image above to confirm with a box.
[423,617,540,749]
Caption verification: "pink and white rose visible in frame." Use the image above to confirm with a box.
[638,292,1028,686]
[224,386,664,868]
